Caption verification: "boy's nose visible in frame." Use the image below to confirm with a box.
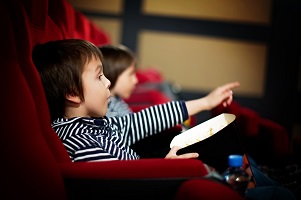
[105,76,111,89]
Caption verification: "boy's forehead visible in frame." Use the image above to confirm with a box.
[84,56,103,71]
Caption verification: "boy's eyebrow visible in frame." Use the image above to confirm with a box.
[95,64,103,73]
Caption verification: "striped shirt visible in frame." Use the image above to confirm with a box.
[52,100,188,162]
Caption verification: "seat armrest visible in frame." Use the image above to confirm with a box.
[59,158,208,199]
[59,158,208,179]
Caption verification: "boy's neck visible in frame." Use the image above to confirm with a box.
[64,102,88,118]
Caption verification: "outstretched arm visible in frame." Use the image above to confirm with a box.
[185,81,240,116]
[165,82,240,159]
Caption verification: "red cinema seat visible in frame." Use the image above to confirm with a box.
[1,2,67,198]
[2,0,250,199]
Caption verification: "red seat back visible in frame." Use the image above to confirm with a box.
[1,2,66,198]
[10,0,71,163]
[8,0,112,163]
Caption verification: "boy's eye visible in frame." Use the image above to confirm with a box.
[98,74,103,80]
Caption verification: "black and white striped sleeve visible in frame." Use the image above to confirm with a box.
[111,100,188,146]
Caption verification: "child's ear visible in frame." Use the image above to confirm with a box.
[65,94,81,104]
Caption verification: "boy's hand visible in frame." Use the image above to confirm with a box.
[165,146,199,159]
[185,81,240,116]
[205,81,240,110]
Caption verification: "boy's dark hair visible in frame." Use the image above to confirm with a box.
[32,39,103,121]
[99,45,136,89]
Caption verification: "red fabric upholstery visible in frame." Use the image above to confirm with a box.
[12,0,111,163]
[239,107,260,137]
[1,3,66,198]
[2,0,249,199]
[136,68,164,84]
[59,159,208,179]
[2,52,67,200]
[125,89,172,112]
[10,0,71,163]
[259,118,290,157]
[47,0,110,46]
[175,179,244,200]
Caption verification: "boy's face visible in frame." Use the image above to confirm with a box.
[111,63,138,99]
[81,56,111,117]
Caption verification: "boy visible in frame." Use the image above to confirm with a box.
[32,39,240,162]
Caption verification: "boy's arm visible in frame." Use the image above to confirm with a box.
[111,100,189,146]
[112,82,239,146]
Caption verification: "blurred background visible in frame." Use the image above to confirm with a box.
[68,0,301,143]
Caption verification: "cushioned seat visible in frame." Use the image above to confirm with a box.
[1,0,248,199]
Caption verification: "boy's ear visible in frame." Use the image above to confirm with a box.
[65,94,81,104]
